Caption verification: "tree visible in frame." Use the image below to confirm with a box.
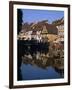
[17,9,23,34]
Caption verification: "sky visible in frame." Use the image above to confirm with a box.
[22,9,64,24]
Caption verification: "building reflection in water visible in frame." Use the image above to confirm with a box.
[22,51,64,76]
[17,40,64,80]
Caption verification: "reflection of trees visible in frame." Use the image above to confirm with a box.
[17,9,23,80]
[54,67,64,77]
[53,58,64,77]
[18,39,64,80]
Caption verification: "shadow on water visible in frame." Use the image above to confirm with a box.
[17,40,64,80]
[17,9,23,80]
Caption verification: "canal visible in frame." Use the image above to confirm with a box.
[17,40,64,81]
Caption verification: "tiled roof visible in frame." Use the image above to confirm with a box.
[52,17,64,26]
[21,20,58,35]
